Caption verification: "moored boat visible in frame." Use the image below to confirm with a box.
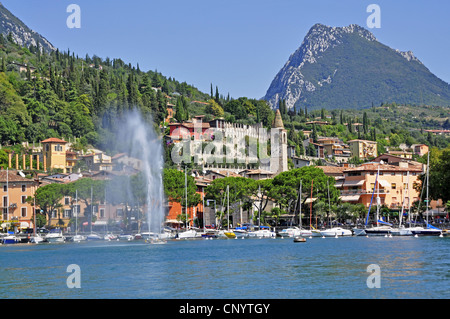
[1,234,20,244]
[44,229,65,243]
[320,227,353,237]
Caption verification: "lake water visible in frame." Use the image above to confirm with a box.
[1,236,449,299]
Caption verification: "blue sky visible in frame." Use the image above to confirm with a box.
[3,0,449,99]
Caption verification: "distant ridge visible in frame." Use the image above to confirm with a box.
[0,2,55,52]
[264,23,450,110]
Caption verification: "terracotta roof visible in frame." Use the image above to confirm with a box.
[0,170,35,183]
[169,122,210,129]
[344,163,422,172]
[41,137,68,144]
[242,169,273,175]
[208,170,241,178]
[317,166,346,175]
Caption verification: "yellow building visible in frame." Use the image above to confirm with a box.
[348,139,377,160]
[41,138,68,173]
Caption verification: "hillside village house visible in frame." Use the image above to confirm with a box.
[41,138,69,173]
[347,139,378,160]
[0,169,37,232]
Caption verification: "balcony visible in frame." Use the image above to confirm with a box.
[340,189,390,196]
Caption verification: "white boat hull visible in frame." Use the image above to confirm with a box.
[320,228,353,237]
[409,227,442,236]
[247,230,276,238]
[177,230,198,239]
[46,236,65,243]
[390,228,413,236]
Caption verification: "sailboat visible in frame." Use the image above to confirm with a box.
[353,166,392,236]
[409,152,442,236]
[223,185,236,239]
[30,194,44,244]
[177,168,198,239]
[364,167,393,236]
[390,171,413,236]
[320,180,352,237]
[72,190,86,242]
[307,180,321,237]
[294,181,313,237]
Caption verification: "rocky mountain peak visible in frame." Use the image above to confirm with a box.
[0,2,55,52]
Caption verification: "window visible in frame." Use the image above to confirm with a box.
[52,210,57,218]
[21,207,27,217]
[21,196,27,204]
[117,208,123,217]
[65,197,70,205]
[22,184,26,192]
[392,183,397,190]
[64,209,71,218]
[3,196,8,208]
[100,208,105,218]
[391,172,395,176]
[3,185,6,192]
[55,144,63,152]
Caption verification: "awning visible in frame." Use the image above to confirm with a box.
[343,180,365,187]
[20,222,30,228]
[165,219,183,224]
[378,179,391,188]
[340,195,361,202]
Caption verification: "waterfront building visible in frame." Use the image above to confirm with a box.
[166,176,211,229]
[0,169,38,231]
[337,162,423,211]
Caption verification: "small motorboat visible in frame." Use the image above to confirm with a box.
[293,236,306,243]
[30,234,45,244]
[72,234,87,242]
[104,233,117,241]
[2,234,20,244]
[86,233,103,241]
[44,229,65,243]
[118,234,134,241]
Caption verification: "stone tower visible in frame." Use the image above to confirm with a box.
[270,109,288,175]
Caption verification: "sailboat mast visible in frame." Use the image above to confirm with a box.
[327,179,331,226]
[185,167,188,229]
[75,189,78,236]
[299,180,302,228]
[376,166,380,227]
[426,151,430,225]
[310,179,314,230]
[407,171,411,227]
[227,185,230,231]
[90,186,93,234]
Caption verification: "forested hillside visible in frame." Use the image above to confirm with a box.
[0,32,210,152]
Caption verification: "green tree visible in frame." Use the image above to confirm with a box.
[34,183,65,226]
